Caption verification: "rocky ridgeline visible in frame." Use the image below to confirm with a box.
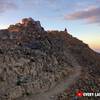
[0,18,100,100]
[0,18,75,100]
[0,18,46,48]
[8,17,44,32]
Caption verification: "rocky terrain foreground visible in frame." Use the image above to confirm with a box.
[0,18,100,100]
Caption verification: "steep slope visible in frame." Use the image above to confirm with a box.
[47,31,100,100]
[0,18,100,100]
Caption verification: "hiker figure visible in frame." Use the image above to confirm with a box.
[64,28,67,32]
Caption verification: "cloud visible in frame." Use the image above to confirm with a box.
[0,0,17,13]
[22,0,59,7]
[65,6,100,24]
[21,0,62,14]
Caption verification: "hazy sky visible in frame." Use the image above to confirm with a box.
[0,0,100,52]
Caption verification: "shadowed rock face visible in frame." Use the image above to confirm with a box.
[21,18,42,30]
[0,18,100,100]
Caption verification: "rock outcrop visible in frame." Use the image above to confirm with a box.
[8,17,44,33]
[0,18,100,100]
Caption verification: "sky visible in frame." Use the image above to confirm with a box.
[0,0,100,52]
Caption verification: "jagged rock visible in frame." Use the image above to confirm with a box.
[8,17,44,33]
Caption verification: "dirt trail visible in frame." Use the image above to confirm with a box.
[15,51,82,100]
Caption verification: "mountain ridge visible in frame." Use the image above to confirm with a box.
[0,18,100,100]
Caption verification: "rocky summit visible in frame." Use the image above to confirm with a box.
[0,18,100,100]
